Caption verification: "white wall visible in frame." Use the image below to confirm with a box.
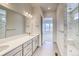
[25,6,43,46]
[56,3,65,55]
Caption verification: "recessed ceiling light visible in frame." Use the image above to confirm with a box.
[48,7,51,10]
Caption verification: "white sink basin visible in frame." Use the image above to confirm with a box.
[0,45,9,52]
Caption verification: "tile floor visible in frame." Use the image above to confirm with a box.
[33,42,60,56]
[33,41,53,56]
[33,32,60,56]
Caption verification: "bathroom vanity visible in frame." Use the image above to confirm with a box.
[0,34,39,56]
[0,5,40,56]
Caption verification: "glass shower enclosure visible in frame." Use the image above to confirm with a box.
[67,3,79,56]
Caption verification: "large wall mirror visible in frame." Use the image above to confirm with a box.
[0,9,6,39]
[0,6,25,39]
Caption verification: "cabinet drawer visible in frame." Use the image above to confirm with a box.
[33,38,38,52]
[23,40,32,48]
[14,50,22,56]
[4,45,22,56]
[23,44,32,56]
[26,49,32,56]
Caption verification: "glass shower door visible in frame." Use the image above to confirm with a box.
[67,3,79,56]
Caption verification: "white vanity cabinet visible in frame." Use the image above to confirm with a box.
[2,34,39,56]
[14,50,22,56]
[36,35,39,48]
[33,35,39,53]
[23,39,32,56]
[4,45,22,56]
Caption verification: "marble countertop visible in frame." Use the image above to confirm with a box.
[0,34,39,56]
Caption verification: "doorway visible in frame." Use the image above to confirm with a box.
[33,16,54,56]
[33,17,53,56]
[33,17,54,56]
[42,17,53,45]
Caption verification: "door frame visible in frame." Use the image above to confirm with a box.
[41,16,53,45]
[40,16,43,45]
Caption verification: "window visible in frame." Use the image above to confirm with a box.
[45,23,50,32]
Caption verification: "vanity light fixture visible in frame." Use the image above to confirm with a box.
[30,15,32,18]
[25,12,28,15]
[24,11,32,18]
[28,14,32,18]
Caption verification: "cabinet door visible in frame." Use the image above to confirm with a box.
[23,40,32,48]
[23,43,32,56]
[4,45,22,56]
[14,50,22,56]
[35,35,39,47]
[26,49,32,56]
[33,36,39,52]
[33,38,36,52]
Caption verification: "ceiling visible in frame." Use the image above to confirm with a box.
[31,3,58,12]
[10,3,58,13]
[8,3,58,16]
